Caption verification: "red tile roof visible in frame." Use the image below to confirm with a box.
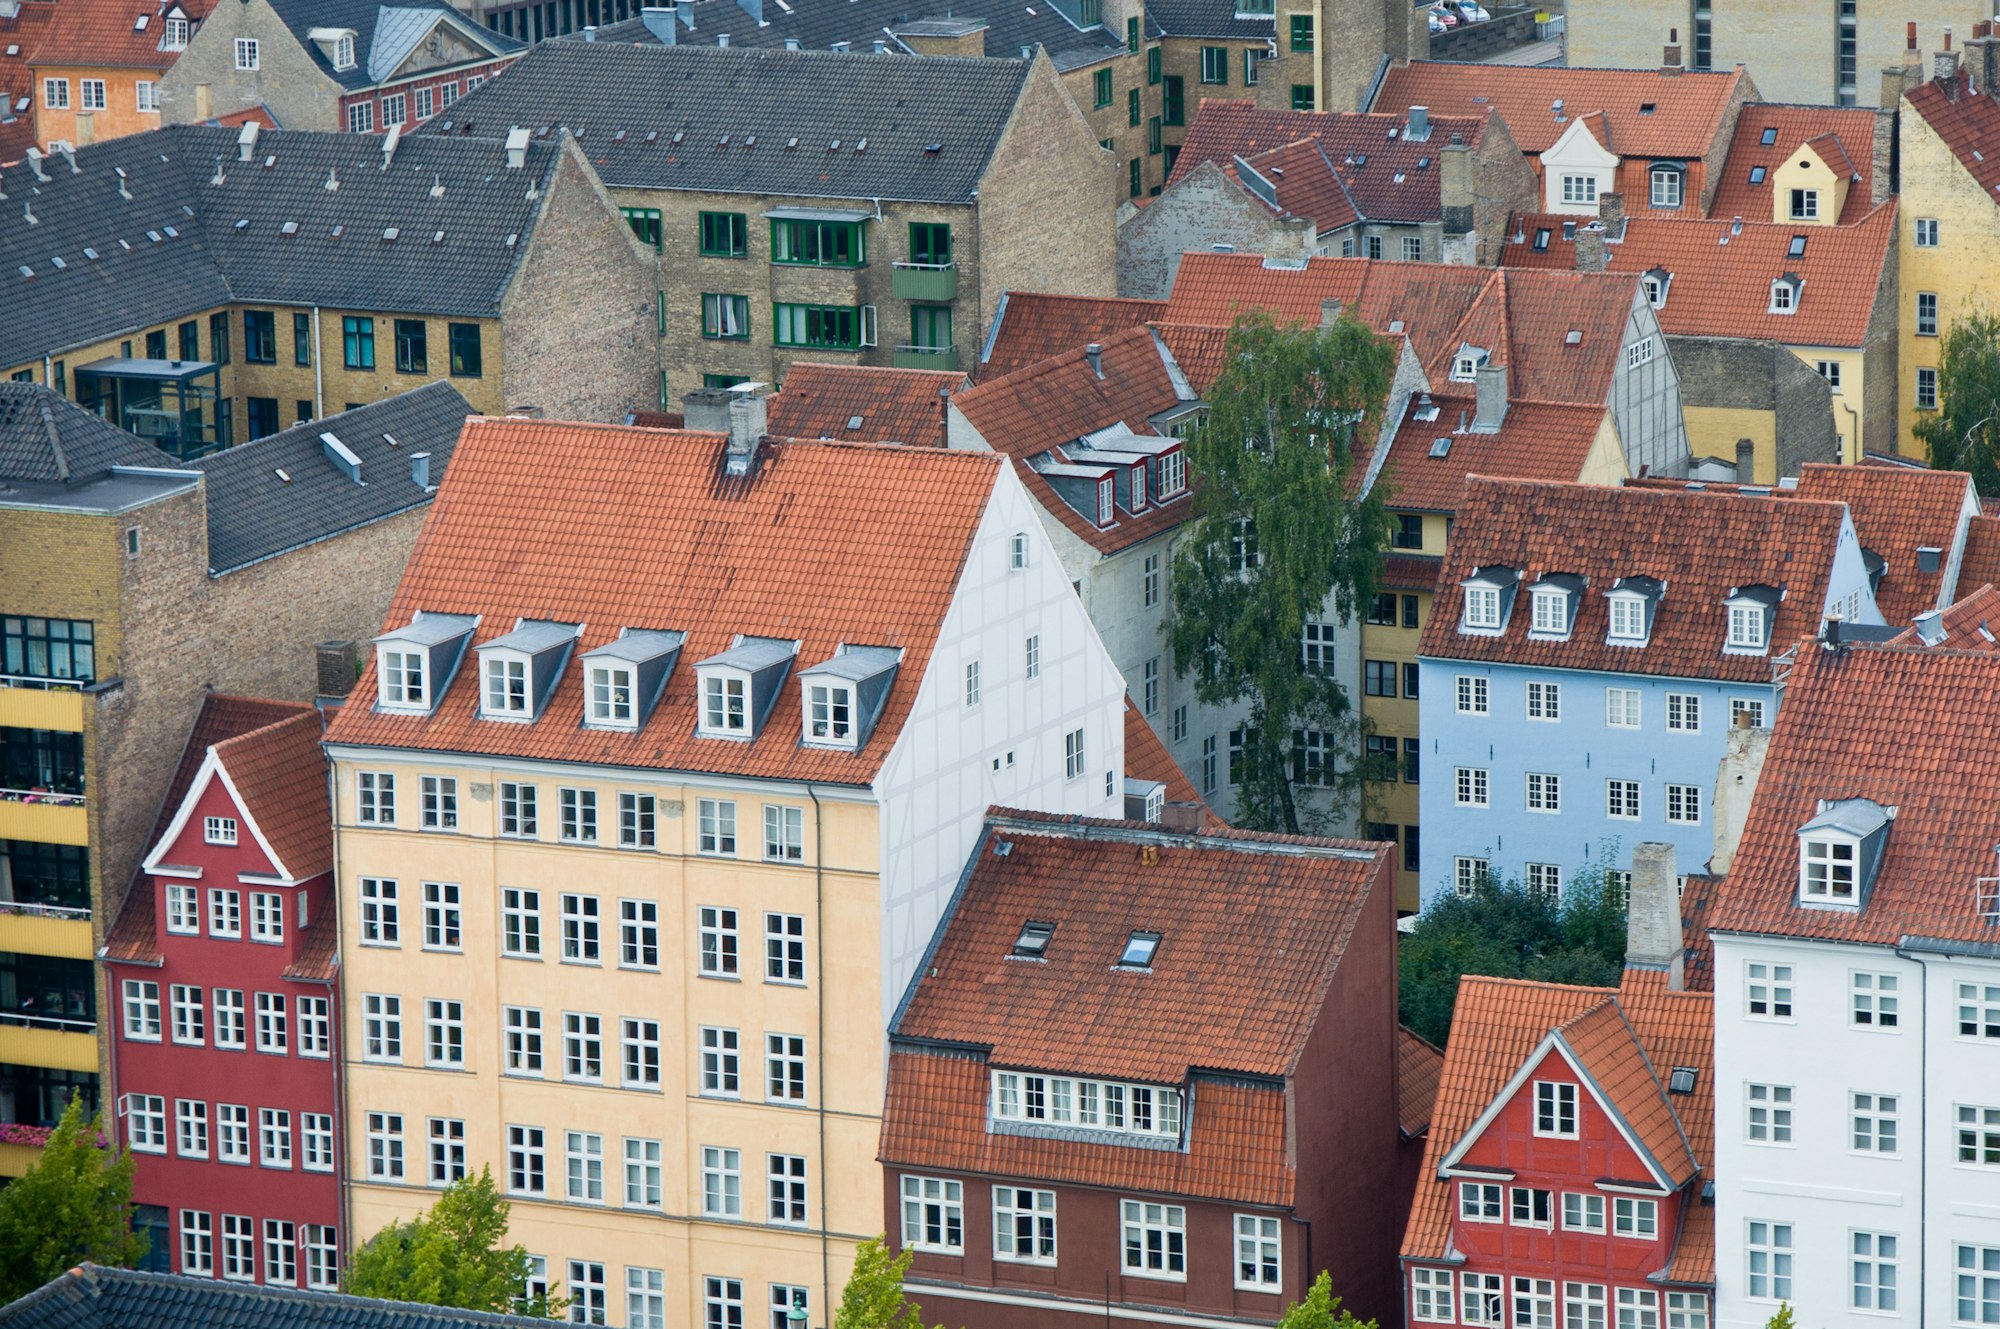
[321,421,1004,784]
[893,809,1393,1084]
[1499,203,1896,348]
[976,292,1165,382]
[1889,582,2000,649]
[1678,871,1719,992]
[766,362,965,447]
[1397,1026,1445,1138]
[1373,61,1748,158]
[1164,254,1640,408]
[1707,641,2000,949]
[1905,73,2000,200]
[1791,461,1972,623]
[212,709,330,882]
[1148,321,1231,394]
[1121,698,1215,829]
[1169,99,1491,225]
[0,1,56,165]
[952,325,1196,557]
[1709,104,1879,225]
[1381,551,1442,593]
[1376,392,1610,513]
[1962,514,2000,588]
[1417,476,1852,683]
[1230,136,1360,231]
[30,0,211,70]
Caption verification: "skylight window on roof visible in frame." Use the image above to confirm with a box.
[1118,931,1160,968]
[1429,437,1451,458]
[1012,921,1054,959]
[1639,102,1655,114]
[1749,165,1766,184]
[1760,127,1777,145]
[1668,1067,1698,1094]
[1788,235,1806,258]
[1533,228,1550,251]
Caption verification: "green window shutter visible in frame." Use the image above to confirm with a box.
[1290,14,1313,50]
[1094,68,1112,106]
[1147,45,1161,84]
[1291,83,1314,110]
[1127,16,1138,50]
[1129,157,1141,198]
[1128,87,1141,127]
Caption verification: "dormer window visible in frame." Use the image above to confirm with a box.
[1802,836,1857,902]
[1097,476,1115,526]
[1129,463,1147,513]
[1529,577,1583,639]
[162,16,189,48]
[1157,448,1187,499]
[1604,576,1663,647]
[1769,275,1801,314]
[696,638,798,741]
[485,655,528,715]
[476,620,579,723]
[797,645,899,750]
[1642,267,1671,308]
[1460,567,1518,634]
[806,682,852,742]
[704,675,747,732]
[1608,596,1646,641]
[336,34,355,68]
[372,612,477,715]
[1465,587,1500,628]
[580,629,682,733]
[1796,798,1892,908]
[1452,346,1488,382]
[587,664,635,726]
[1728,604,1766,649]
[382,649,427,707]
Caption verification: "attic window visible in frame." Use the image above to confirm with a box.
[382,650,427,706]
[587,663,635,726]
[1117,930,1161,968]
[1639,101,1655,114]
[1759,126,1777,145]
[1787,234,1807,258]
[703,674,748,733]
[1607,591,1650,643]
[1726,597,1772,651]
[1529,584,1577,639]
[1748,165,1766,184]
[1769,277,1799,314]
[1801,836,1857,903]
[805,681,853,743]
[1012,920,1055,959]
[1462,583,1505,631]
[1668,1067,1698,1094]
[1533,228,1550,251]
[484,654,529,715]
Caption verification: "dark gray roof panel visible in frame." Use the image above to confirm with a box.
[0,125,562,371]
[192,380,473,572]
[265,0,523,90]
[431,41,1030,204]
[1141,0,1274,39]
[0,1264,563,1329]
[0,383,174,486]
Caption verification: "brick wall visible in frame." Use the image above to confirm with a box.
[1468,114,1537,264]
[1117,159,1310,297]
[1060,48,1166,200]
[1669,335,1836,481]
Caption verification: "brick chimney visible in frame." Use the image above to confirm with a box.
[1471,362,1509,432]
[1967,21,2000,95]
[1938,24,1961,88]
[1661,26,1682,74]
[1574,220,1608,272]
[1441,134,1473,238]
[1626,842,1684,990]
[1320,298,1344,327]
[316,641,358,699]
[1597,190,1626,228]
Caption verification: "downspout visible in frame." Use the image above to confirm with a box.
[313,307,325,419]
[1312,0,1324,111]
[1842,399,1861,465]
[1898,943,1930,1325]
[328,755,350,1284]
[43,353,53,390]
[809,784,830,1320]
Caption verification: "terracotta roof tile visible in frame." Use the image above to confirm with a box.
[212,710,329,882]
[1121,698,1214,827]
[1708,642,2000,949]
[1418,476,1851,682]
[892,810,1393,1084]
[1148,322,1232,395]
[1554,992,1697,1186]
[282,906,338,982]
[0,1,56,166]
[1231,136,1360,231]
[1377,393,1609,512]
[1500,203,1896,348]
[1164,254,1639,408]
[1961,514,2000,588]
[1709,104,1879,225]
[1905,73,2000,199]
[766,362,965,447]
[1397,1026,1445,1138]
[879,1049,1296,1207]
[977,292,1165,382]
[1890,582,2000,649]
[1677,871,1719,991]
[1373,60,1746,157]
[29,0,213,70]
[1381,551,1442,593]
[320,421,1003,784]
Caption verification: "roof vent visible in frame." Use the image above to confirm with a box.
[504,125,531,170]
[430,174,445,198]
[1919,545,1943,573]
[784,35,800,48]
[115,167,132,201]
[382,226,399,241]
[320,432,364,485]
[1085,342,1103,377]
[381,122,404,170]
[1914,609,1946,645]
[236,120,260,161]
[924,142,942,153]
[274,467,292,483]
[325,166,339,191]
[410,452,433,491]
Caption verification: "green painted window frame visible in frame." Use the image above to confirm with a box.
[1128,86,1141,127]
[773,303,862,350]
[1291,83,1314,110]
[1094,67,1113,107]
[770,218,865,268]
[1148,116,1162,154]
[909,305,953,352]
[1078,0,1101,25]
[1244,47,1260,84]
[1200,47,1227,84]
[701,293,751,341]
[1162,75,1185,125]
[909,222,951,267]
[394,319,428,374]
[342,316,374,370]
[293,312,312,366]
[448,323,483,378]
[1147,45,1161,84]
[699,210,748,258]
[1290,14,1312,50]
[704,373,751,390]
[621,207,663,251]
[1127,17,1139,50]
[1129,157,1142,198]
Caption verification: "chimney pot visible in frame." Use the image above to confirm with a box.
[1408,104,1429,139]
[1085,342,1103,377]
[1735,438,1755,482]
[639,5,678,44]
[1319,298,1343,327]
[315,641,358,699]
[1472,362,1509,432]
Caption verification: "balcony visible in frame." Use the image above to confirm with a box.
[892,344,960,370]
[891,262,958,302]
[0,907,94,960]
[0,680,85,732]
[0,791,86,847]
[0,1020,98,1073]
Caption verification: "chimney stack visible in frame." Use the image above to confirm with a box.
[1968,23,2000,95]
[315,641,358,699]
[726,388,767,471]
[1472,362,1509,432]
[1662,26,1682,73]
[1626,843,1685,989]
[1735,438,1754,482]
[1441,134,1473,238]
[504,126,530,170]
[1574,219,1608,272]
[1915,609,1946,645]
[1939,28,1961,87]
[1320,298,1344,327]
[1085,342,1104,377]
[1597,190,1625,227]
[236,120,260,162]
[639,5,678,43]
[1408,104,1429,139]
[682,387,733,434]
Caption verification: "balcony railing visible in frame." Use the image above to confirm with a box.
[0,675,85,693]
[0,787,84,808]
[892,343,958,370]
[891,261,958,302]
[1979,876,1999,924]
[0,1011,96,1035]
[0,900,90,921]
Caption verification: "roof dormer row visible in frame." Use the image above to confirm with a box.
[1029,426,1188,531]
[1460,567,1780,655]
[371,611,901,750]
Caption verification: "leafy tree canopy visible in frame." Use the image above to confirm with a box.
[833,1238,940,1329]
[346,1169,557,1317]
[1275,1272,1377,1329]
[1915,310,2000,494]
[0,1095,147,1303]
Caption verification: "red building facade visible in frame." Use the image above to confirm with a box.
[880,810,1432,1329]
[103,697,341,1290]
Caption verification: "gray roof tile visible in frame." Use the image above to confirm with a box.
[0,1265,563,1329]
[1141,0,1274,40]
[429,40,1030,204]
[264,0,522,89]
[0,383,174,485]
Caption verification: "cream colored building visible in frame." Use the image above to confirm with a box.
[322,408,1128,1327]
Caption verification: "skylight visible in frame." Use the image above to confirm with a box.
[1012,921,1054,959]
[1749,166,1766,184]
[1668,1067,1698,1094]
[1118,930,1161,968]
[1759,127,1777,145]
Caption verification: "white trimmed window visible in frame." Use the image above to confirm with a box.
[1613,1196,1657,1238]
[213,989,245,1048]
[558,787,597,843]
[624,1137,663,1207]
[1852,1092,1898,1153]
[507,1125,545,1194]
[1531,588,1570,635]
[379,650,425,707]
[698,798,736,855]
[1454,857,1489,897]
[128,1095,166,1152]
[1459,1182,1502,1222]
[1852,972,1898,1028]
[768,1153,808,1225]
[621,1018,661,1088]
[204,815,238,845]
[42,77,68,109]
[254,992,287,1053]
[1412,1268,1455,1323]
[1065,726,1086,779]
[259,1108,292,1168]
[1560,174,1598,204]
[357,771,395,823]
[1534,1081,1578,1136]
[179,1210,212,1274]
[698,906,737,976]
[1851,1232,1898,1312]
[1606,687,1640,728]
[1607,595,1648,642]
[1958,1105,2000,1164]
[208,888,241,938]
[303,1113,335,1171]
[298,995,330,1056]
[1526,680,1560,721]
[766,912,806,983]
[425,998,464,1068]
[1457,675,1489,714]
[588,664,635,727]
[502,887,541,957]
[504,1006,542,1075]
[123,980,161,1040]
[1728,603,1769,651]
[699,1025,739,1095]
[1455,766,1489,807]
[1009,532,1030,568]
[220,1214,255,1281]
[1234,1214,1281,1290]
[1666,783,1701,824]
[422,881,461,950]
[170,985,204,1044]
[1464,1275,1504,1327]
[1626,336,1657,370]
[806,682,854,743]
[701,673,748,734]
[563,1011,603,1082]
[995,1186,1057,1263]
[420,775,458,830]
[619,898,659,967]
[1514,1278,1555,1328]
[1746,961,1793,1018]
[1802,836,1857,901]
[166,883,199,933]
[250,891,283,942]
[366,1111,403,1179]
[767,1033,806,1101]
[1526,772,1561,813]
[357,876,399,943]
[233,37,259,68]
[763,804,804,861]
[1568,1284,1607,1329]
[1526,863,1562,900]
[1962,983,2000,1039]
[176,1099,208,1158]
[1463,586,1502,630]
[1563,1193,1605,1232]
[1606,779,1640,819]
[362,994,401,1061]
[1665,692,1699,732]
[1511,1187,1552,1226]
[1121,1200,1186,1279]
[1747,1083,1794,1142]
[1616,1288,1659,1329]
[566,1130,605,1202]
[499,781,537,837]
[1747,1221,1792,1300]
[561,892,599,961]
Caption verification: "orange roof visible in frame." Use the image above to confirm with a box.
[1397,1026,1445,1138]
[1962,513,2000,587]
[1499,203,1896,348]
[1709,104,1879,225]
[1376,392,1609,513]
[893,809,1392,1084]
[1791,461,1971,623]
[765,362,964,447]
[0,1,56,165]
[976,292,1164,382]
[1121,698,1214,826]
[1230,136,1360,231]
[321,421,1005,784]
[211,710,330,881]
[30,0,210,71]
[1164,254,1640,408]
[1708,642,2000,949]
[1372,60,1748,157]
[1906,73,2000,200]
[1890,582,2000,649]
[1148,321,1230,394]
[1419,476,1852,683]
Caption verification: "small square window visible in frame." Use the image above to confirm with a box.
[1118,931,1160,968]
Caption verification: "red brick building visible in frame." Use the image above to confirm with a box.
[880,809,1431,1329]
[103,696,341,1289]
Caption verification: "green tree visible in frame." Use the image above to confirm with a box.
[0,1095,147,1302]
[1764,1306,1796,1329]
[1275,1272,1377,1329]
[1915,310,2000,494]
[833,1238,938,1329]
[1166,311,1398,833]
[1397,854,1628,1046]
[346,1169,557,1316]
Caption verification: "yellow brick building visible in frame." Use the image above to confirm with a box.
[322,414,1128,1326]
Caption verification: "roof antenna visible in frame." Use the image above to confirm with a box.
[324,166,339,191]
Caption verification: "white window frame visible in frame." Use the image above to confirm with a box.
[234,37,259,68]
[365,1110,403,1179]
[1746,1082,1795,1144]
[699,1025,740,1096]
[1459,1182,1502,1222]
[803,680,856,746]
[1802,835,1859,903]
[361,993,401,1062]
[1120,1199,1187,1281]
[123,980,161,1040]
[586,663,636,728]
[1233,1213,1282,1290]
[1606,778,1641,820]
[1746,960,1794,1019]
[700,1145,741,1216]
[1747,1220,1793,1301]
[1526,680,1561,722]
[994,1186,1057,1264]
[1562,1192,1606,1233]
[901,1175,962,1252]
[1666,783,1702,825]
[1613,1196,1658,1238]
[1463,585,1502,631]
[1534,1081,1579,1137]
[1412,1268,1456,1323]
[377,649,427,710]
[1455,766,1489,808]
[763,803,804,862]
[1607,594,1648,643]
[699,670,751,736]
[1851,971,1899,1029]
[698,798,736,855]
[502,886,541,957]
[1457,675,1490,715]
[698,905,738,977]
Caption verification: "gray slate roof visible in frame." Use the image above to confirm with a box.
[574,0,1122,74]
[429,40,1029,204]
[265,0,522,89]
[0,1265,562,1329]
[192,380,473,573]
[0,383,174,486]
[1142,0,1273,40]
[0,125,566,372]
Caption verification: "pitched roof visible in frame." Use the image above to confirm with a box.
[765,362,964,447]
[0,124,569,371]
[892,809,1392,1083]
[952,324,1195,555]
[1143,0,1275,40]
[1905,73,2000,201]
[1147,321,1230,394]
[977,292,1165,382]
[27,0,213,71]
[1228,136,1360,230]
[1401,972,1713,1269]
[1963,514,2000,589]
[1169,99,1490,225]
[207,709,331,880]
[0,382,172,485]
[1121,697,1215,828]
[1709,104,1879,225]
[0,3,57,167]
[1397,1026,1445,1138]
[263,0,520,90]
[1372,60,1748,157]
[1164,254,1640,408]
[430,40,1032,205]
[1890,582,2000,650]
[1417,476,1853,682]
[1790,461,1971,623]
[578,0,1123,76]
[192,382,473,574]
[1375,392,1610,513]
[321,421,1004,785]
[0,1264,565,1328]
[1499,203,1896,348]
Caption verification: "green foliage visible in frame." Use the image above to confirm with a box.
[1397,854,1628,1046]
[346,1169,557,1317]
[0,1095,147,1302]
[1763,1305,1796,1329]
[833,1238,938,1329]
[1915,310,2000,494]
[1275,1272,1377,1329]
[1165,311,1398,833]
